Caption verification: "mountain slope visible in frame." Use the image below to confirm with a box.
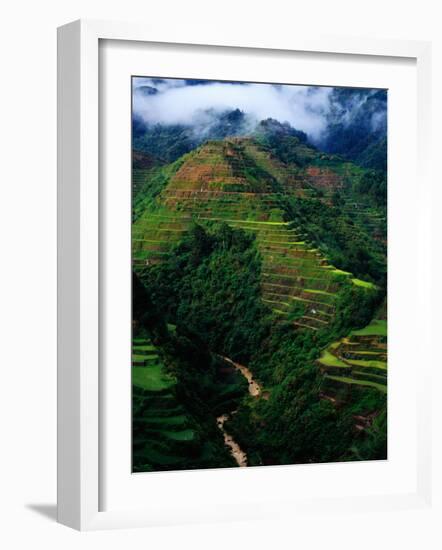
[319,88,387,174]
[132,134,387,469]
[133,137,383,331]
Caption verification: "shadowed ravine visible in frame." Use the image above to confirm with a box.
[216,356,262,467]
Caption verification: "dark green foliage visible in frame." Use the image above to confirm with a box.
[207,108,249,139]
[286,300,307,321]
[133,109,251,164]
[357,168,387,206]
[133,272,169,342]
[228,344,354,465]
[136,221,384,468]
[226,286,382,465]
[133,122,198,163]
[286,197,386,286]
[218,262,381,465]
[320,88,387,175]
[351,409,387,461]
[132,272,242,471]
[140,222,272,364]
[255,117,308,143]
[333,281,382,333]
[357,137,387,174]
[253,117,312,168]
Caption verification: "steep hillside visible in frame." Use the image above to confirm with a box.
[132,273,247,471]
[133,137,384,329]
[135,138,368,331]
[320,88,387,174]
[318,318,387,396]
[132,135,387,469]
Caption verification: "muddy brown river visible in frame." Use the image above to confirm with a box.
[216,413,248,467]
[216,356,262,467]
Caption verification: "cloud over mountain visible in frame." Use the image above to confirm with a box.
[133,78,335,141]
[132,78,387,172]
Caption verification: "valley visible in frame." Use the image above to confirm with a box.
[131,106,388,470]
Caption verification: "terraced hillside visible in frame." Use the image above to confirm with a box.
[132,335,239,472]
[312,316,388,452]
[133,138,376,331]
[132,336,201,471]
[318,318,387,396]
[250,129,387,242]
[131,81,388,471]
[132,268,247,472]
[132,136,387,469]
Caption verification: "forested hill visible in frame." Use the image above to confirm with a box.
[320,88,387,174]
[132,132,388,471]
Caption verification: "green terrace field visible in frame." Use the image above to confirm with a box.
[134,215,341,331]
[315,318,387,437]
[132,138,378,332]
[132,336,203,471]
[318,319,387,397]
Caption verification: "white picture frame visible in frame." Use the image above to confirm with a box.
[57,19,433,531]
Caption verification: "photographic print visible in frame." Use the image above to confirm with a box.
[132,77,387,472]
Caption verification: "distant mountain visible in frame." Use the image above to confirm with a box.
[318,88,387,173]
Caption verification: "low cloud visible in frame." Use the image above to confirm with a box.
[133,78,386,144]
[133,78,335,141]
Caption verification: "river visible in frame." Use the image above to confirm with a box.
[216,413,248,467]
[216,356,262,467]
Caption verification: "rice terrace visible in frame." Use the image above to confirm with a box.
[131,77,388,472]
